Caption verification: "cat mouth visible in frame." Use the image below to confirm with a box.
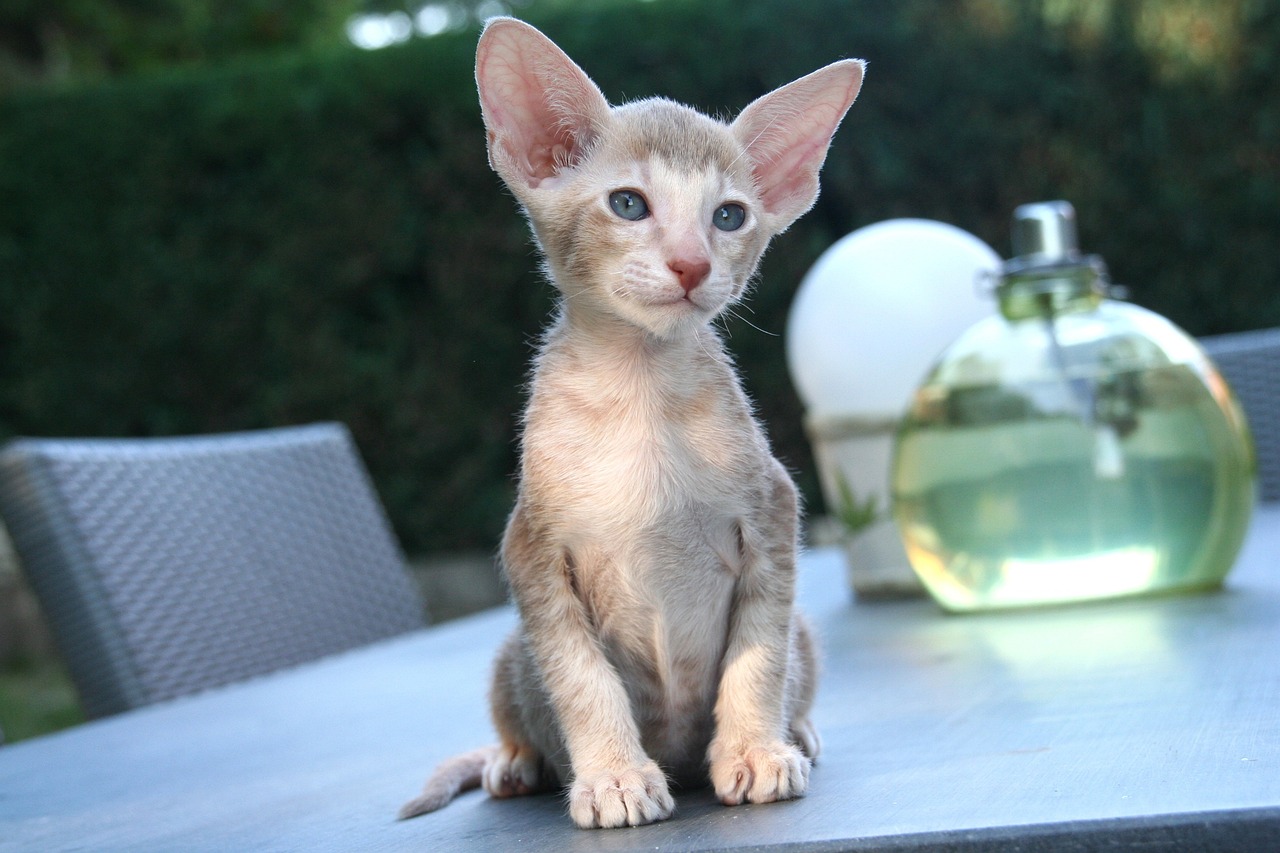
[644,292,699,308]
[655,293,712,314]
[632,284,724,320]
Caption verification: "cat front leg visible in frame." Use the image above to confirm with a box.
[708,605,811,806]
[709,465,812,806]
[501,505,675,829]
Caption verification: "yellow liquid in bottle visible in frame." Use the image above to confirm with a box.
[892,362,1255,611]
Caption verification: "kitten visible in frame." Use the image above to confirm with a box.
[400,17,863,830]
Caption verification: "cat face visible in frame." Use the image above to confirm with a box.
[476,18,864,340]
[520,100,774,338]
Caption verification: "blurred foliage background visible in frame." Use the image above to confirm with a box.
[0,0,1277,562]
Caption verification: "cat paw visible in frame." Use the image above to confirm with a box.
[568,762,675,829]
[709,740,810,806]
[483,742,546,798]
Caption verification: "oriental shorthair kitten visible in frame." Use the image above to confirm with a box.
[401,17,864,829]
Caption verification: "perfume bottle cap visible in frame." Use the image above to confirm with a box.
[1011,200,1079,263]
[998,200,1109,320]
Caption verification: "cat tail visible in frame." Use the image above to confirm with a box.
[397,746,494,820]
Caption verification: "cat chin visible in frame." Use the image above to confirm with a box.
[624,301,725,340]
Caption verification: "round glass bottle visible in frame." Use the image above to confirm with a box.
[891,202,1256,611]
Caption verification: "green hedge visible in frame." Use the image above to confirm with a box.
[1,0,1277,553]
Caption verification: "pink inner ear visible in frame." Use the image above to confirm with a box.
[753,135,826,216]
[488,94,574,182]
[477,20,608,187]
[734,60,864,221]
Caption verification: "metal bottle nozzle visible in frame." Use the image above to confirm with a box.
[1011,200,1079,265]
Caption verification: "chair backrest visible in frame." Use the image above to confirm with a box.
[0,423,426,718]
[1202,327,1280,502]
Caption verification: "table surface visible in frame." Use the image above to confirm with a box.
[2,509,1279,852]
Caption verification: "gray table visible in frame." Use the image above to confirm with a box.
[3,509,1279,852]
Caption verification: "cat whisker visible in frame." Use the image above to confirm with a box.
[722,306,779,337]
[558,288,594,305]
[694,327,722,363]
[607,278,630,299]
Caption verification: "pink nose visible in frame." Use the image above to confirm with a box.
[669,258,711,293]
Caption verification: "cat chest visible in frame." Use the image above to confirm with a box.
[527,403,754,526]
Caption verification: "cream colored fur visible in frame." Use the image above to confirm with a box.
[400,17,863,830]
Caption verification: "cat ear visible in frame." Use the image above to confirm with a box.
[475,18,611,190]
[732,59,865,228]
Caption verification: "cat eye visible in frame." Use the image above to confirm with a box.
[713,203,746,232]
[609,190,650,221]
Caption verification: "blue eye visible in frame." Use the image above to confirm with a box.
[713,203,746,231]
[609,190,649,221]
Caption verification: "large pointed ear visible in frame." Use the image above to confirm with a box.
[731,59,864,228]
[475,18,611,191]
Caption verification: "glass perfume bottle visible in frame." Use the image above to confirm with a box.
[891,201,1256,611]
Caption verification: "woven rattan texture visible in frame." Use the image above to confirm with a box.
[1202,328,1280,503]
[0,423,424,717]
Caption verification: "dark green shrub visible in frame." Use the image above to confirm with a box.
[1,0,1276,553]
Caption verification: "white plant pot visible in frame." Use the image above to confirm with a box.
[806,413,924,599]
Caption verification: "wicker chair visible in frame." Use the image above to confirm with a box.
[1202,327,1280,502]
[0,423,426,719]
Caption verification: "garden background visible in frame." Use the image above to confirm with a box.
[0,0,1277,736]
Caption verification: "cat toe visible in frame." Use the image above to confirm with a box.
[710,740,810,806]
[568,763,674,829]
[483,743,545,798]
